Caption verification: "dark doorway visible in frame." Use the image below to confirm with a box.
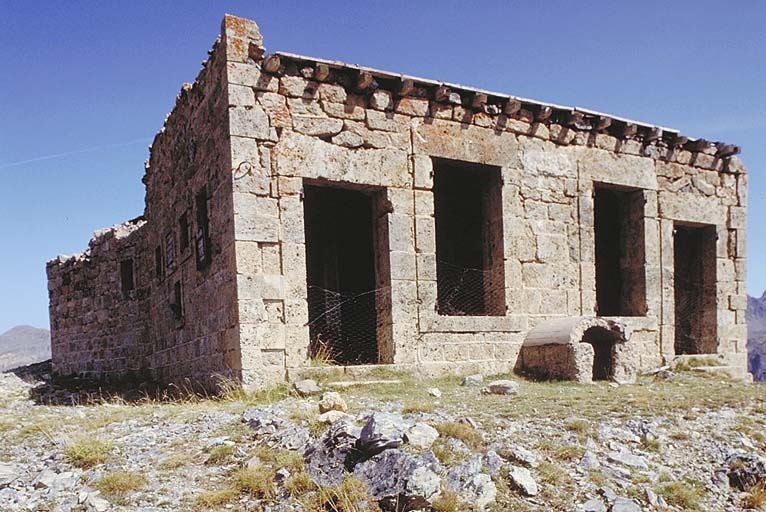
[303,184,380,365]
[594,185,647,316]
[582,326,618,381]
[674,224,717,354]
[433,159,505,316]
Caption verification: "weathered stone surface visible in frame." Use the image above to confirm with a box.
[292,116,343,137]
[405,423,439,449]
[46,12,750,393]
[354,450,442,502]
[481,379,520,395]
[462,374,484,387]
[293,379,321,396]
[318,391,348,414]
[508,465,539,496]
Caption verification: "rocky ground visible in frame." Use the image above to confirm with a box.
[1,365,765,512]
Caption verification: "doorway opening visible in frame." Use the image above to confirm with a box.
[674,224,717,355]
[594,185,647,316]
[581,326,619,381]
[303,183,386,365]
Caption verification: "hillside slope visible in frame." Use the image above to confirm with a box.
[747,292,766,381]
[0,325,50,372]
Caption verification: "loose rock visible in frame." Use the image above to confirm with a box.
[507,465,538,496]
[293,379,321,396]
[318,391,348,414]
[462,374,484,387]
[481,380,520,395]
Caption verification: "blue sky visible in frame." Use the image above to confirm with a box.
[1,1,764,332]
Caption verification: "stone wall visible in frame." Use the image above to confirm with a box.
[47,14,749,388]
[47,18,242,388]
[223,15,748,383]
[46,219,150,381]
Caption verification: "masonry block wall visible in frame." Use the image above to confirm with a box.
[46,220,150,380]
[47,15,749,388]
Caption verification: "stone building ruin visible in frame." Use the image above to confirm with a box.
[46,15,750,389]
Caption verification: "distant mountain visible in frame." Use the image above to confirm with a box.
[747,292,766,381]
[0,325,50,372]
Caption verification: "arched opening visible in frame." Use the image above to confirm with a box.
[582,326,620,381]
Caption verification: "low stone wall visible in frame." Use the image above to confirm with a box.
[46,219,150,381]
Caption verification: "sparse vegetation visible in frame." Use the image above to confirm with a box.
[431,488,466,512]
[93,471,146,501]
[434,421,482,448]
[656,479,706,510]
[301,476,375,512]
[64,438,113,468]
[232,466,277,500]
[742,480,766,510]
[205,444,235,465]
[194,488,238,509]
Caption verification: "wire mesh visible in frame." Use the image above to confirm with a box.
[305,261,506,365]
[435,260,506,316]
[306,285,386,365]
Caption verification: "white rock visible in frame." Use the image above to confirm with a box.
[427,387,442,398]
[0,463,19,487]
[318,391,347,414]
[317,410,353,424]
[508,465,538,496]
[462,374,484,387]
[405,423,439,449]
[293,379,321,397]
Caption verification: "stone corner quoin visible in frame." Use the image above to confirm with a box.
[45,14,750,390]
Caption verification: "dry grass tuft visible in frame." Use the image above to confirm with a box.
[742,481,766,510]
[233,466,277,500]
[433,421,482,448]
[194,488,238,509]
[302,476,376,512]
[431,488,466,512]
[93,471,146,501]
[205,444,235,465]
[655,480,705,509]
[64,438,113,468]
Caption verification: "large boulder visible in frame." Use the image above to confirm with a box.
[445,455,497,510]
[354,449,442,504]
[304,420,361,487]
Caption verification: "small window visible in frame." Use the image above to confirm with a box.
[165,232,176,270]
[120,259,135,299]
[195,189,211,270]
[172,281,184,321]
[155,246,163,280]
[179,212,190,250]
